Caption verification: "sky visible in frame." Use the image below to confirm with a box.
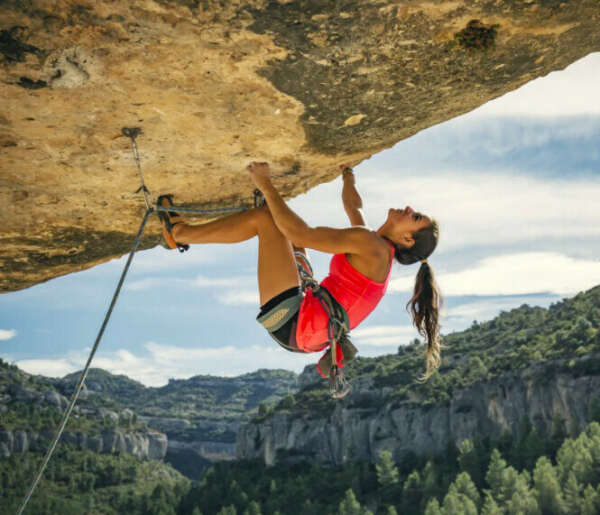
[2,53,600,386]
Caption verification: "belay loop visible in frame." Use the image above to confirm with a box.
[294,252,352,399]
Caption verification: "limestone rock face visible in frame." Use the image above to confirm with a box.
[237,367,600,466]
[2,0,600,292]
[0,427,168,460]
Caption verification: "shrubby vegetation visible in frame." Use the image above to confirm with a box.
[0,447,189,514]
[173,418,600,514]
[276,286,600,413]
[1,286,599,513]
[4,418,600,514]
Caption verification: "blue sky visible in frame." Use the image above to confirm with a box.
[2,54,600,386]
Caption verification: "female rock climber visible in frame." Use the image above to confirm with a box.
[159,162,442,385]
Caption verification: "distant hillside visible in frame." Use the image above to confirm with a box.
[1,362,299,479]
[3,286,599,514]
[239,285,600,465]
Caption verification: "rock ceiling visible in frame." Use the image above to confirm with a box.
[1,0,599,292]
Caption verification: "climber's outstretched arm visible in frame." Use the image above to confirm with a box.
[341,165,366,227]
[248,162,379,256]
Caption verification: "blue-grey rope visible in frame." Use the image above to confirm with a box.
[16,209,153,515]
[17,129,266,513]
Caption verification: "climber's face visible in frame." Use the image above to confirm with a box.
[382,206,431,249]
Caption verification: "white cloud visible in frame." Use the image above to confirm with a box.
[193,274,255,288]
[390,252,600,296]
[217,290,260,306]
[351,324,420,347]
[125,277,188,291]
[471,52,600,117]
[111,239,258,275]
[125,274,260,306]
[15,358,77,377]
[442,294,559,328]
[14,342,319,387]
[356,170,600,253]
[0,329,17,341]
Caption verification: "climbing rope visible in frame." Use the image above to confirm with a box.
[16,210,153,515]
[16,128,332,513]
[16,129,262,514]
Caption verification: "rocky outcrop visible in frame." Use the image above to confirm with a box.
[0,427,167,460]
[2,0,600,292]
[237,366,600,466]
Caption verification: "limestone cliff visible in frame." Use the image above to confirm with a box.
[0,427,168,460]
[237,359,600,466]
[2,0,600,292]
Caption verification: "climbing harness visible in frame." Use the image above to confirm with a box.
[15,127,340,514]
[294,252,352,398]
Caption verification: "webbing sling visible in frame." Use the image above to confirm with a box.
[294,252,351,398]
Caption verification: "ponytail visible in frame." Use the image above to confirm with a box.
[386,219,443,380]
[408,261,442,381]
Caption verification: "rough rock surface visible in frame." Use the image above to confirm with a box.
[2,0,600,292]
[0,427,168,460]
[237,363,600,465]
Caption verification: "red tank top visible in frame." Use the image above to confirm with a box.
[296,242,395,352]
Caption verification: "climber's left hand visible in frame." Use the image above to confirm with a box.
[247,162,272,190]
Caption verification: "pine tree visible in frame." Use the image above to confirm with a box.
[458,439,481,486]
[217,506,237,515]
[453,472,480,508]
[401,470,422,514]
[376,450,399,487]
[480,492,502,515]
[563,472,582,515]
[523,428,546,470]
[243,501,262,515]
[505,472,539,515]
[338,489,362,515]
[499,466,519,504]
[423,498,442,515]
[533,456,566,514]
[442,484,477,515]
[192,508,202,515]
[581,484,599,515]
[386,506,398,515]
[422,460,439,501]
[485,449,507,501]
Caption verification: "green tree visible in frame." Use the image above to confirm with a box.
[481,492,502,515]
[453,472,480,508]
[217,506,237,515]
[442,484,477,515]
[485,449,507,501]
[279,395,295,410]
[523,428,546,470]
[422,460,439,501]
[376,450,399,487]
[401,470,422,513]
[563,472,582,515]
[499,466,520,504]
[581,484,599,515]
[192,508,202,515]
[338,489,361,515]
[505,472,539,515]
[548,415,568,458]
[533,456,566,515]
[424,498,442,515]
[243,501,262,515]
[458,439,481,486]
[386,506,398,515]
